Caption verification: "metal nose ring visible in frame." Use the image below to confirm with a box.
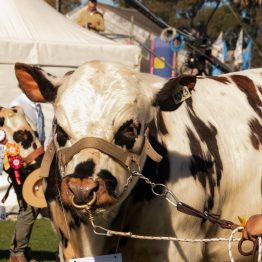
[71,191,97,210]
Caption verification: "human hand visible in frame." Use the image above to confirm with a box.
[238,214,262,256]
[242,214,262,241]
[88,22,96,29]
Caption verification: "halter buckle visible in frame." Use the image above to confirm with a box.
[128,159,141,173]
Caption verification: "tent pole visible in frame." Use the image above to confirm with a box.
[56,0,62,12]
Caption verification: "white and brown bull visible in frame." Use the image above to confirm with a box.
[14,61,262,261]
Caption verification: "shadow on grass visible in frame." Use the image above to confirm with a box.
[0,249,57,261]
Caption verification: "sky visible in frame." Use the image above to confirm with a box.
[81,0,117,6]
[99,0,116,5]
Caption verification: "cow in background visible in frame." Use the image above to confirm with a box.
[14,61,262,261]
[0,106,44,198]
[0,106,45,261]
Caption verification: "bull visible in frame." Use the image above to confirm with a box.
[14,61,262,261]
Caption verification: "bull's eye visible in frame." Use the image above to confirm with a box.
[125,126,136,136]
[56,124,70,147]
[114,120,141,150]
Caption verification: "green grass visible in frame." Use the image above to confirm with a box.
[0,218,58,262]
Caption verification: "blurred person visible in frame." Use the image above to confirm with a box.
[76,0,105,32]
[7,93,46,262]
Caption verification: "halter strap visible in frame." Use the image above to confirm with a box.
[58,136,141,169]
[40,131,163,178]
[40,140,56,178]
[24,146,45,164]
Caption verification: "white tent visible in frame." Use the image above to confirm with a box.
[0,0,141,68]
[0,0,141,215]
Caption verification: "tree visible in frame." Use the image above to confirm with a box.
[44,0,81,14]
[115,0,262,67]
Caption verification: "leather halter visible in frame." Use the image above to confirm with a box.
[24,146,45,165]
[40,129,163,178]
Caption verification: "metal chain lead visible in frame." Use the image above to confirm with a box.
[89,169,240,242]
[130,170,180,206]
[86,169,244,261]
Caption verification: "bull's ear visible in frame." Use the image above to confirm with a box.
[153,75,196,111]
[14,63,63,103]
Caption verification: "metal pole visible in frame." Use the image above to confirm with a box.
[56,0,62,13]
[130,15,134,42]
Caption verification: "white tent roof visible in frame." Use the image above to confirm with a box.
[0,0,141,68]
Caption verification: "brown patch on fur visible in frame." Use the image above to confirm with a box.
[258,86,262,96]
[249,118,262,150]
[157,111,168,135]
[231,75,262,117]
[186,100,223,186]
[33,142,37,149]
[205,76,231,84]
[0,117,5,127]
[64,70,74,76]
[187,127,215,211]
[50,204,81,259]
[96,177,117,206]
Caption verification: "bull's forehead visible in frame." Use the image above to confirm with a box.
[55,62,151,139]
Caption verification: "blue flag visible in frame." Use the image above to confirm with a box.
[211,35,228,76]
[241,39,252,70]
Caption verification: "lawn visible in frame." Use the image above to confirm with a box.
[0,218,58,262]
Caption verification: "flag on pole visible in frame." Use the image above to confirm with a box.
[211,32,228,75]
[234,29,243,68]
[241,39,252,70]
[212,32,225,63]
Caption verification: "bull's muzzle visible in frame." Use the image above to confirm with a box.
[61,176,117,209]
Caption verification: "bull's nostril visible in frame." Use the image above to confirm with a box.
[67,178,99,205]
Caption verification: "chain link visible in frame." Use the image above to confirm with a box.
[130,170,180,206]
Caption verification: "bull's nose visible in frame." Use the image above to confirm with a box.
[68,178,98,205]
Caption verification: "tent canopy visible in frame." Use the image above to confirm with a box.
[0,0,141,68]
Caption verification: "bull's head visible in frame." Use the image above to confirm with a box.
[0,105,44,190]
[0,106,42,156]
[14,61,196,215]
